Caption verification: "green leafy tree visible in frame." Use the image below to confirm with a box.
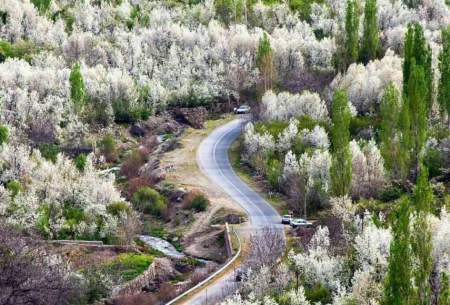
[360,0,380,64]
[438,26,450,122]
[256,33,274,91]
[69,63,87,112]
[411,166,433,305]
[379,83,401,177]
[344,0,359,69]
[383,196,413,305]
[330,89,352,197]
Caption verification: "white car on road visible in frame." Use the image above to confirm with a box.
[290,218,313,228]
[233,105,251,114]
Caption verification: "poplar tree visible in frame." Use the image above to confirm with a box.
[411,165,433,305]
[379,83,401,177]
[256,33,274,92]
[69,63,86,112]
[344,0,360,68]
[438,26,450,122]
[406,63,428,178]
[403,23,432,108]
[330,89,352,197]
[360,0,380,64]
[383,196,412,305]
[401,23,432,180]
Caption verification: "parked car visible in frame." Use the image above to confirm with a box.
[290,218,313,228]
[233,105,251,114]
[281,214,292,224]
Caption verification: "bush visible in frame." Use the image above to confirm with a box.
[191,194,209,212]
[424,147,443,178]
[99,134,117,163]
[183,190,209,212]
[80,266,112,303]
[6,180,22,198]
[39,143,60,163]
[0,124,8,145]
[107,201,131,216]
[120,149,146,179]
[379,185,403,202]
[131,187,167,216]
[0,39,37,63]
[74,153,87,171]
[304,282,332,304]
[31,0,52,13]
[113,99,136,124]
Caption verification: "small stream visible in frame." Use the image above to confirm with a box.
[139,235,185,259]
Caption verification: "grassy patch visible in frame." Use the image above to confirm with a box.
[105,253,154,282]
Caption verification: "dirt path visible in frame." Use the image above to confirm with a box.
[160,115,245,257]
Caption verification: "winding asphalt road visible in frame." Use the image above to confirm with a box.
[184,118,282,305]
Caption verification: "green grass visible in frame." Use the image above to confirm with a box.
[105,253,154,282]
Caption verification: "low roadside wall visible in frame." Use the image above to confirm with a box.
[224,223,233,258]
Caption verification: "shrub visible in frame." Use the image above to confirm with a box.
[424,147,443,178]
[191,194,209,212]
[131,187,167,216]
[80,266,112,303]
[6,180,22,198]
[74,153,87,171]
[31,0,52,13]
[120,149,146,179]
[99,135,117,163]
[183,190,209,212]
[304,282,332,304]
[107,201,131,216]
[0,40,37,63]
[39,143,60,163]
[0,124,8,145]
[379,185,403,202]
[113,99,136,124]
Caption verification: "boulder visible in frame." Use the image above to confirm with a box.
[173,107,208,129]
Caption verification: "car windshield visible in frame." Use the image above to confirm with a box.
[283,215,291,218]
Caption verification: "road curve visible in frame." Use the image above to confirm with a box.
[184,118,282,305]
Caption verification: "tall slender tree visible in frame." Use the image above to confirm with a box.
[403,23,432,108]
[383,196,413,305]
[360,0,380,64]
[69,62,87,112]
[344,0,360,69]
[438,26,450,123]
[256,33,274,92]
[406,63,428,178]
[379,83,401,177]
[330,89,352,197]
[401,23,432,180]
[411,165,433,305]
